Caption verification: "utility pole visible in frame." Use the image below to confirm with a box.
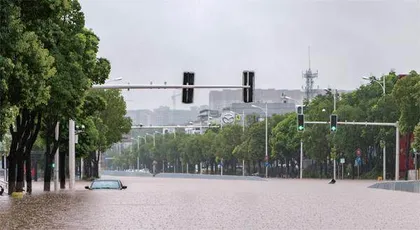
[300,139,303,179]
[54,122,59,191]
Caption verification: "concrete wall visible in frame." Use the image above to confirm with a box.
[369,181,420,193]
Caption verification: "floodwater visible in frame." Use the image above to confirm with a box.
[0,176,419,229]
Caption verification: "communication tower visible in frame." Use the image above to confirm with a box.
[303,47,318,102]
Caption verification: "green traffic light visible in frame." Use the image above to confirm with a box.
[331,126,336,131]
[52,163,55,168]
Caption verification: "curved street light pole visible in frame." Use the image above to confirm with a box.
[362,75,387,179]
[252,103,268,178]
[362,75,386,96]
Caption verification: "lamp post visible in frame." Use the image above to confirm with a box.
[324,88,338,180]
[283,93,305,179]
[105,77,123,83]
[363,74,387,179]
[146,133,156,147]
[154,131,165,173]
[252,103,268,178]
[362,75,386,96]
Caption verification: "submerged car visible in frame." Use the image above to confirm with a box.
[85,179,127,190]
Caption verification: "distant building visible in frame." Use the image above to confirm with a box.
[226,102,296,117]
[209,89,306,111]
[209,88,352,111]
[126,106,204,126]
[126,109,153,126]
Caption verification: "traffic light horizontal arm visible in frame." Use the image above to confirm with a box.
[305,121,397,127]
[92,85,250,90]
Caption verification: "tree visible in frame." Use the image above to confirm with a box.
[392,71,420,179]
[87,89,131,178]
[0,0,56,194]
[270,113,301,177]
[16,0,111,191]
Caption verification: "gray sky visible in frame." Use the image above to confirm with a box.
[80,0,420,110]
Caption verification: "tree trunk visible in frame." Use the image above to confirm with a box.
[7,155,16,195]
[43,120,59,191]
[84,157,91,179]
[92,150,101,178]
[34,158,38,182]
[8,109,40,194]
[25,154,32,194]
[15,155,24,192]
[44,154,52,191]
[59,151,66,188]
[405,134,411,180]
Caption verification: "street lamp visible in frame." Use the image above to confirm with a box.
[363,75,387,179]
[362,75,386,96]
[137,136,146,149]
[324,88,337,112]
[136,136,147,170]
[251,103,268,178]
[146,133,155,146]
[324,88,338,181]
[154,131,165,173]
[105,77,123,83]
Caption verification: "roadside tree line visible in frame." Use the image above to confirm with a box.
[0,0,131,194]
[110,71,420,179]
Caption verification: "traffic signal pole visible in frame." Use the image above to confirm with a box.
[300,139,303,179]
[64,80,254,189]
[304,120,400,181]
[92,84,250,89]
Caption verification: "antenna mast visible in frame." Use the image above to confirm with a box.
[303,46,318,102]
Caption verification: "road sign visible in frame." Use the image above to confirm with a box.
[264,155,269,161]
[265,162,270,167]
[221,112,235,124]
[356,148,361,157]
[340,158,345,164]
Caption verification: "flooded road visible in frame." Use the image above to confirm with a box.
[1,176,419,229]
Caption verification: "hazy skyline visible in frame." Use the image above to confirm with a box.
[80,0,420,110]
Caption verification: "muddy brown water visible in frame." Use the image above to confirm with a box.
[0,176,419,229]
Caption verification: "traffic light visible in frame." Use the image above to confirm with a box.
[52,163,55,168]
[330,114,337,132]
[297,114,304,132]
[182,72,194,104]
[243,71,255,103]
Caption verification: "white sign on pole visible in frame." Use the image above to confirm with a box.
[340,158,345,164]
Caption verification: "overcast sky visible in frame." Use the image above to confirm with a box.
[80,0,420,110]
